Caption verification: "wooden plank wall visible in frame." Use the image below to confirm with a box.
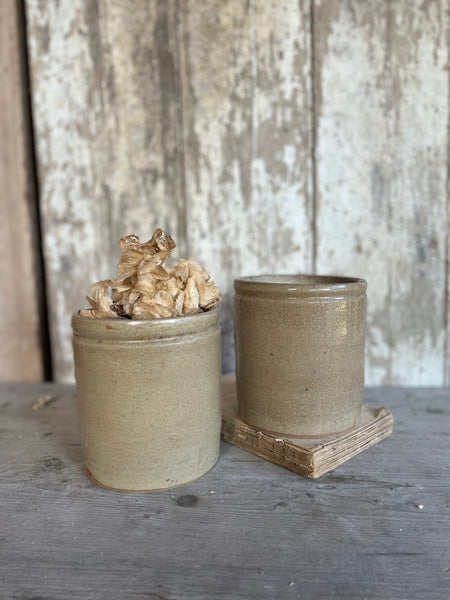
[178,1,314,371]
[0,0,44,382]
[23,0,449,386]
[313,0,449,386]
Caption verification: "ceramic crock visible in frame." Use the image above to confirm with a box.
[234,275,367,437]
[72,308,221,492]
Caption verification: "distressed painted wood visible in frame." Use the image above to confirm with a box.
[446,191,449,387]
[179,1,314,369]
[221,377,393,478]
[447,242,450,387]
[0,0,43,382]
[26,0,449,385]
[1,383,449,599]
[25,1,188,381]
[26,0,313,381]
[313,0,449,385]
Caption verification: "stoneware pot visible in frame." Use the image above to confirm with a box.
[234,275,367,437]
[72,308,221,492]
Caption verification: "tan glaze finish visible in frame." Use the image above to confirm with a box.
[234,276,367,437]
[72,308,221,492]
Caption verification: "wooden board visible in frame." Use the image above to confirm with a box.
[0,383,449,599]
[221,378,393,478]
[313,0,449,386]
[0,0,44,382]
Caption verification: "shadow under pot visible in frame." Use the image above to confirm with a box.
[234,275,367,437]
[72,308,221,492]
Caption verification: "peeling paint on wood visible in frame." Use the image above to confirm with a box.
[26,0,188,381]
[446,59,450,388]
[313,0,449,385]
[26,0,449,385]
[178,0,314,370]
[446,187,450,387]
[26,0,313,380]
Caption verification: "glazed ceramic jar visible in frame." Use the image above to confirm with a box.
[234,275,367,437]
[72,308,221,492]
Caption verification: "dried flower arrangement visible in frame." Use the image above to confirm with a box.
[80,229,222,319]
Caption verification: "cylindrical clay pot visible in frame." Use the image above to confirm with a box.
[234,276,367,437]
[72,308,221,492]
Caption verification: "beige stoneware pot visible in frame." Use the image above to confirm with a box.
[72,308,221,492]
[234,275,367,437]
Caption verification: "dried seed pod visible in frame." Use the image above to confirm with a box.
[117,249,144,278]
[175,259,222,311]
[80,229,222,319]
[183,277,200,314]
[80,280,118,319]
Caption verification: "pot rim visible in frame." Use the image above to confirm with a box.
[234,274,366,297]
[72,306,219,340]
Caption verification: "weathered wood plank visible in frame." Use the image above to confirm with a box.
[26,0,314,379]
[0,0,43,382]
[26,0,449,385]
[25,0,187,381]
[446,175,449,386]
[446,258,449,386]
[0,383,449,599]
[179,1,314,371]
[313,0,449,386]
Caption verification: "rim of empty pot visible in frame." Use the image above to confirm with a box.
[234,275,367,298]
[72,306,219,340]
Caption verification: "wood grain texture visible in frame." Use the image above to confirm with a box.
[313,0,449,385]
[0,0,43,382]
[221,378,393,478]
[26,0,313,380]
[0,383,449,599]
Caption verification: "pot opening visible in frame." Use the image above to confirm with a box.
[234,275,367,297]
[238,275,362,285]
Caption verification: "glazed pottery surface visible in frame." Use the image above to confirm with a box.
[234,275,367,436]
[72,308,221,492]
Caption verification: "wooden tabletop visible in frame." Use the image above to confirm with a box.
[1,384,449,600]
